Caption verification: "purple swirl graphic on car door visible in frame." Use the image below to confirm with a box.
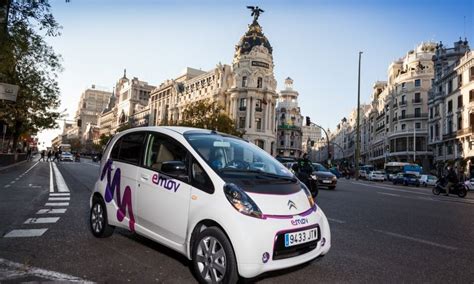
[100,159,135,232]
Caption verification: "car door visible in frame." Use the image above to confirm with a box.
[103,131,145,232]
[136,132,192,244]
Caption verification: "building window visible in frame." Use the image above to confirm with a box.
[415,122,421,129]
[448,80,453,94]
[458,115,462,130]
[438,145,443,156]
[447,143,453,155]
[255,99,262,111]
[430,125,433,140]
[239,98,247,111]
[401,110,406,118]
[256,118,262,130]
[290,141,294,147]
[470,90,474,102]
[401,124,406,130]
[414,79,421,87]
[458,74,463,88]
[242,76,247,87]
[415,108,421,117]
[280,140,284,146]
[401,95,405,104]
[239,117,245,128]
[435,124,439,137]
[257,77,263,88]
[414,92,421,103]
[458,95,463,109]
[401,82,406,89]
[255,140,264,149]
[430,107,433,119]
[448,100,453,113]
[470,66,474,81]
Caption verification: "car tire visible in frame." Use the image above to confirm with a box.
[458,188,467,198]
[423,182,427,187]
[192,227,238,284]
[329,186,336,190]
[90,197,114,238]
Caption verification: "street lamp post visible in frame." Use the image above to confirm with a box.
[355,51,363,180]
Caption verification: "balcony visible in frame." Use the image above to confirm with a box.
[442,132,456,140]
[399,101,407,106]
[376,124,385,132]
[255,107,263,112]
[239,106,246,111]
[457,127,474,136]
[398,113,428,120]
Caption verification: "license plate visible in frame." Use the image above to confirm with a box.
[322,180,331,184]
[284,228,318,247]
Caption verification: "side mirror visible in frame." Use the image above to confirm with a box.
[161,161,188,181]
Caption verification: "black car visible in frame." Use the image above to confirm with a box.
[392,173,420,186]
[312,163,337,189]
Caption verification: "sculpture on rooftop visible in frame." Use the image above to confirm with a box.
[247,6,264,22]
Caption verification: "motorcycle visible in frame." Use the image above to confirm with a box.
[432,177,467,198]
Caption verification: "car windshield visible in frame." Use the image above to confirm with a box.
[184,132,293,179]
[62,152,71,155]
[312,163,329,172]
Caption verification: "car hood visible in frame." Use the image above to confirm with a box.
[247,190,313,216]
[313,171,335,178]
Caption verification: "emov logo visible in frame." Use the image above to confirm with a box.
[291,218,309,226]
[100,159,135,232]
[152,173,181,192]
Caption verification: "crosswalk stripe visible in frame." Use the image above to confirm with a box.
[45,202,69,206]
[36,208,67,214]
[49,193,70,196]
[4,229,48,238]
[48,197,70,201]
[24,217,60,224]
[52,162,70,192]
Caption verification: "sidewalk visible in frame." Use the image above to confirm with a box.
[0,159,28,172]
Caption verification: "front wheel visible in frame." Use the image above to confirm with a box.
[90,197,115,238]
[433,186,441,195]
[192,227,238,284]
[458,188,467,198]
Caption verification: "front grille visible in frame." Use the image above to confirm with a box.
[273,225,320,260]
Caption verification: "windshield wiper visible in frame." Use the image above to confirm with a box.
[219,168,297,182]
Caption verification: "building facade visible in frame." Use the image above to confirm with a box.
[74,85,112,144]
[275,77,303,158]
[149,15,278,154]
[428,39,472,175]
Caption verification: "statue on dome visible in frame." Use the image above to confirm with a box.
[247,6,264,22]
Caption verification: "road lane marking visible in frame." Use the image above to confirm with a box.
[377,192,401,197]
[83,161,100,167]
[49,193,70,196]
[52,162,70,192]
[0,257,93,282]
[4,229,48,238]
[373,229,457,250]
[24,217,60,224]
[45,202,69,206]
[36,208,67,214]
[49,162,54,193]
[4,185,10,188]
[48,197,70,201]
[327,218,346,224]
[351,181,431,196]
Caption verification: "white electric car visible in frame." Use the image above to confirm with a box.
[89,127,331,282]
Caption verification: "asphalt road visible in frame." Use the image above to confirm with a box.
[0,158,473,283]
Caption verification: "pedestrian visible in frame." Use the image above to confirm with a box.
[26,148,32,161]
[445,166,458,196]
[39,150,45,162]
[47,150,52,161]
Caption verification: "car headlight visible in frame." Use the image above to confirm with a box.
[332,176,337,181]
[224,183,263,219]
[310,174,318,180]
[300,182,315,208]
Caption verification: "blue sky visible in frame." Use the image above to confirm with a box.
[38,0,473,147]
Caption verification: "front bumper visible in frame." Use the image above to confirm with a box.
[227,207,331,278]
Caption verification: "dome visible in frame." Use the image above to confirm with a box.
[235,20,273,56]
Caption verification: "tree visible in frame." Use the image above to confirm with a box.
[0,1,62,155]
[179,99,244,137]
[98,134,112,148]
[67,137,81,152]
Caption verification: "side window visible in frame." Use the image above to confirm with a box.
[144,133,188,172]
[191,158,214,194]
[110,139,121,160]
[117,132,146,165]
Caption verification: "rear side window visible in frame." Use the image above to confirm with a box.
[111,132,146,165]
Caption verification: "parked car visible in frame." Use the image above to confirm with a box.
[419,174,437,187]
[368,171,385,181]
[392,173,420,186]
[90,127,331,282]
[463,178,474,191]
[312,163,337,189]
[60,151,74,162]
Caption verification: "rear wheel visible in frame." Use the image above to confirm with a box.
[192,227,238,284]
[433,186,441,195]
[458,187,467,198]
[90,197,114,238]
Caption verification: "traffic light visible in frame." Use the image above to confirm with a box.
[77,119,82,127]
[306,116,311,126]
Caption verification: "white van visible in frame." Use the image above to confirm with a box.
[89,127,331,282]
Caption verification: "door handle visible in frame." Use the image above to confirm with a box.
[141,174,149,181]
